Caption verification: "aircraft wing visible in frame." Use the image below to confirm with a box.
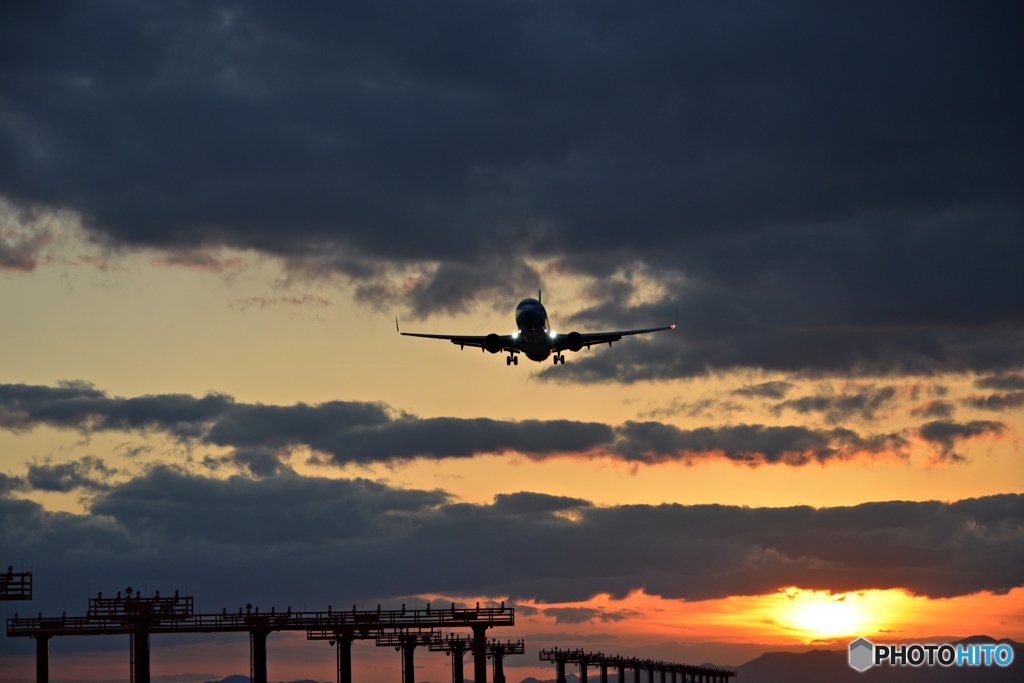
[396,319,518,351]
[552,324,675,351]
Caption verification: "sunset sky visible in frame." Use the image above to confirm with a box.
[1,2,1022,682]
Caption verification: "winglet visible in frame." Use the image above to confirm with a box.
[395,316,401,334]
[670,309,678,330]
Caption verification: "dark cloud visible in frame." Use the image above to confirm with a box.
[908,400,955,419]
[731,382,795,400]
[0,383,613,473]
[612,422,907,466]
[916,420,1007,464]
[0,380,233,438]
[541,220,1024,381]
[25,455,116,492]
[491,492,591,516]
[0,472,26,495]
[91,468,449,545]
[359,257,542,320]
[2,469,1022,612]
[962,391,1024,412]
[771,385,898,423]
[0,2,1020,375]
[205,446,290,478]
[0,382,910,471]
[974,373,1024,391]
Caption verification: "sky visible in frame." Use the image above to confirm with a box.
[0,1,1022,681]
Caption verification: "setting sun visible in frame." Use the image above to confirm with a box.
[778,590,874,639]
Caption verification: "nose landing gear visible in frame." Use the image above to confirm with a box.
[507,355,518,366]
[553,354,565,365]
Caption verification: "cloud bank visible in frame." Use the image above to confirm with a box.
[2,469,1021,612]
[0,383,930,473]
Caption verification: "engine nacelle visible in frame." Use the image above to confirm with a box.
[566,331,583,352]
[484,333,503,354]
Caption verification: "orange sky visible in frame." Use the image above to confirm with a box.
[1,250,1022,681]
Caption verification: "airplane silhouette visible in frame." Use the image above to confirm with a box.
[398,292,674,365]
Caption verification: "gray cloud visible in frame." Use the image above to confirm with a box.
[0,228,49,271]
[492,492,591,516]
[771,385,898,423]
[540,214,1024,382]
[91,468,449,545]
[974,373,1024,391]
[612,422,907,466]
[2,469,1022,613]
[0,380,233,438]
[908,400,955,419]
[0,383,911,471]
[962,391,1024,412]
[0,472,25,495]
[358,257,542,320]
[640,397,740,420]
[26,455,116,492]
[916,420,1007,464]
[731,382,795,400]
[0,2,1020,377]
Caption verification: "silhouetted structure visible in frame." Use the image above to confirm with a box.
[89,587,191,683]
[540,649,736,683]
[1,566,35,677]
[429,635,524,683]
[485,639,525,683]
[375,627,442,683]
[430,632,473,683]
[8,593,514,683]
[0,566,32,601]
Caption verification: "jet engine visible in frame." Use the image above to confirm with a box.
[566,331,583,352]
[484,333,503,354]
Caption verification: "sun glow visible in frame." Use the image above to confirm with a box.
[486,587,1024,647]
[778,589,875,639]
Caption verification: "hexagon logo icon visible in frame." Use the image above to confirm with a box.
[849,638,874,672]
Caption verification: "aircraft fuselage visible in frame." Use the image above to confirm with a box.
[513,298,554,361]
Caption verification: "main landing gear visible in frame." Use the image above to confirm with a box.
[552,354,565,365]
[506,355,518,366]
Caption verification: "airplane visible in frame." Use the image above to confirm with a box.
[397,292,675,365]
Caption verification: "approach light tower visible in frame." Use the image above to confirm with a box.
[1,566,35,679]
[0,566,32,601]
[431,635,525,683]
[87,587,193,683]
